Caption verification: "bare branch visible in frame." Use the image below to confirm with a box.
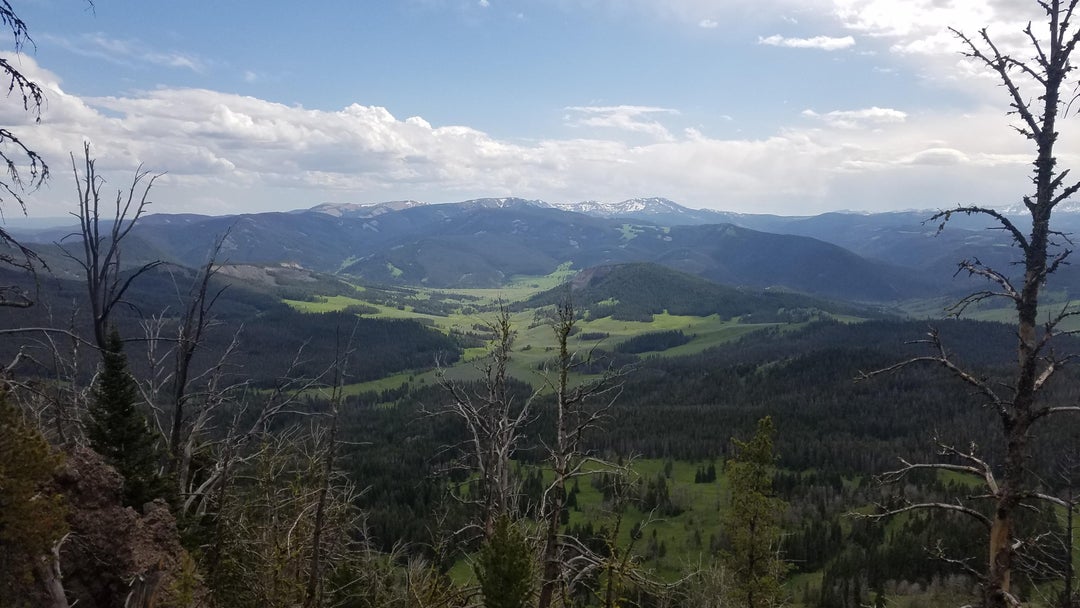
[859,501,993,529]
[930,206,1031,254]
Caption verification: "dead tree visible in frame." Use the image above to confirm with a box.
[163,232,231,487]
[435,303,540,540]
[0,1,50,308]
[561,460,681,608]
[179,344,330,518]
[861,3,1080,606]
[537,299,624,608]
[303,321,359,608]
[59,143,162,352]
[0,312,91,444]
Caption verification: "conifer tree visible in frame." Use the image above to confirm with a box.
[86,328,167,509]
[723,416,789,608]
[475,515,535,608]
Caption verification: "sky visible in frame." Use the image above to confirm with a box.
[0,0,1073,218]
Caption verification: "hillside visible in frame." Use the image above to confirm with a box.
[14,200,938,302]
[525,262,880,322]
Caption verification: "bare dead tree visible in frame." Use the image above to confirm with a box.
[860,4,1080,605]
[205,422,366,608]
[1058,451,1080,608]
[0,1,48,200]
[162,231,232,487]
[179,344,331,518]
[0,308,96,445]
[58,143,162,353]
[434,303,541,540]
[0,236,43,308]
[560,460,682,608]
[0,0,50,308]
[303,321,360,608]
[537,298,625,608]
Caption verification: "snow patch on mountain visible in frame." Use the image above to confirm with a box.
[306,200,425,217]
[551,197,691,217]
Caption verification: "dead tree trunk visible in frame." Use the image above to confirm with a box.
[60,143,162,354]
[537,299,624,608]
[436,303,538,540]
[863,3,1080,606]
[165,232,230,489]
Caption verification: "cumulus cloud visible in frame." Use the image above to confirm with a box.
[570,1,1043,91]
[802,106,907,129]
[699,19,718,28]
[1,53,1067,218]
[829,0,1045,89]
[758,34,855,50]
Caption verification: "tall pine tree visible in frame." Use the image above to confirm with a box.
[723,416,789,608]
[86,328,167,510]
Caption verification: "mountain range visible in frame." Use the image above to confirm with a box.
[12,196,1077,304]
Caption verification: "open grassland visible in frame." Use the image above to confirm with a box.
[281,267,812,395]
[318,309,787,398]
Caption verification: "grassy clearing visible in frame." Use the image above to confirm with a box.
[448,262,578,305]
[521,458,730,581]
[446,457,729,587]
[286,298,795,395]
[282,294,369,313]
[284,268,850,395]
[619,224,643,241]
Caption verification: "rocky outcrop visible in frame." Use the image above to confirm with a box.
[52,446,200,608]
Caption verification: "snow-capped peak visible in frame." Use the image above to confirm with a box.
[551,197,689,217]
[307,200,426,218]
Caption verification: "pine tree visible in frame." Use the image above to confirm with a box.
[475,516,535,608]
[723,416,789,608]
[86,328,167,510]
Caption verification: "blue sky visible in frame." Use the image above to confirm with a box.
[0,0,1068,217]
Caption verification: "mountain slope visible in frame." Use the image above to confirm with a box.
[12,198,958,302]
[526,263,880,322]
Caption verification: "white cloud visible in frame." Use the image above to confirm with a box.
[829,0,1044,89]
[903,147,969,166]
[479,0,490,7]
[564,1,1042,91]
[699,19,718,28]
[564,105,679,141]
[802,106,907,129]
[1,53,1071,218]
[759,34,855,50]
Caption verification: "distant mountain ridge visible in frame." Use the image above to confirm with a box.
[303,200,425,218]
[13,195,1078,303]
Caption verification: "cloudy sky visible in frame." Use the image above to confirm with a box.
[0,0,1072,217]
